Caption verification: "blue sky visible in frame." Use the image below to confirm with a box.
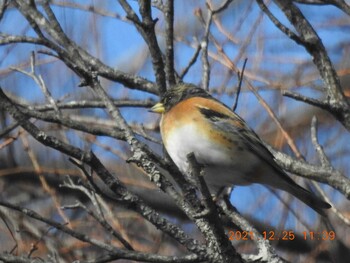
[1,1,349,230]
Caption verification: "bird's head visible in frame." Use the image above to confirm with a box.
[150,83,211,113]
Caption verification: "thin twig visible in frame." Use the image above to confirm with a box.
[61,174,134,250]
[0,199,204,263]
[247,80,303,159]
[211,0,233,15]
[233,4,264,65]
[282,90,331,111]
[0,211,18,254]
[200,4,213,90]
[20,129,70,224]
[310,116,331,167]
[49,0,128,20]
[63,200,134,251]
[0,0,9,21]
[180,44,201,80]
[0,200,116,251]
[256,0,303,45]
[10,52,61,117]
[198,0,234,90]
[312,182,350,227]
[232,58,247,111]
[27,226,53,258]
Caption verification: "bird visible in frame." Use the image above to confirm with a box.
[150,83,331,216]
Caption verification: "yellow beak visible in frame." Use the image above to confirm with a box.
[150,102,165,114]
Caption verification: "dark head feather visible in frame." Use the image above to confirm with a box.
[161,83,212,112]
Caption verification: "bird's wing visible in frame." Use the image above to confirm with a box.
[196,101,331,215]
[196,104,285,175]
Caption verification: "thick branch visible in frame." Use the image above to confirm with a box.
[0,87,209,259]
[268,146,350,199]
[293,0,350,16]
[260,0,350,130]
[186,153,242,263]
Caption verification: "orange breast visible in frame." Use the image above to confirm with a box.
[159,96,263,190]
[160,97,238,149]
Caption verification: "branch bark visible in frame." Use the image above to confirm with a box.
[258,0,350,130]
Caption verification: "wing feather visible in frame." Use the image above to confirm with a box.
[197,104,285,176]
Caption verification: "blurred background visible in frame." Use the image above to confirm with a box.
[0,0,349,262]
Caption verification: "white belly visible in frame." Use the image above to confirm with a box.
[163,123,261,192]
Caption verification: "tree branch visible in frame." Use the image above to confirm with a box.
[12,0,158,94]
[268,146,350,199]
[0,87,209,259]
[271,0,350,130]
[118,0,167,94]
[186,153,242,263]
[164,0,176,86]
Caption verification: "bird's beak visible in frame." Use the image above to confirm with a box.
[150,102,165,113]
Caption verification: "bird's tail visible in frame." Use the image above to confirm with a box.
[274,178,331,216]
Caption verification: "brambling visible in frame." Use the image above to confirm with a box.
[151,83,331,216]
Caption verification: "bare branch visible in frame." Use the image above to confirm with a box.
[1,0,348,260]
[164,0,176,86]
[21,98,156,111]
[0,87,209,258]
[0,253,40,263]
[309,116,350,226]
[310,116,332,167]
[218,198,287,263]
[0,0,9,22]
[186,153,243,263]
[11,0,158,94]
[11,52,61,116]
[118,0,167,94]
[282,90,331,110]
[0,33,46,46]
[200,5,212,91]
[0,200,117,252]
[0,200,204,263]
[257,0,303,45]
[180,44,201,80]
[293,0,350,16]
[312,182,350,227]
[272,0,350,130]
[269,146,350,199]
[232,58,247,111]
